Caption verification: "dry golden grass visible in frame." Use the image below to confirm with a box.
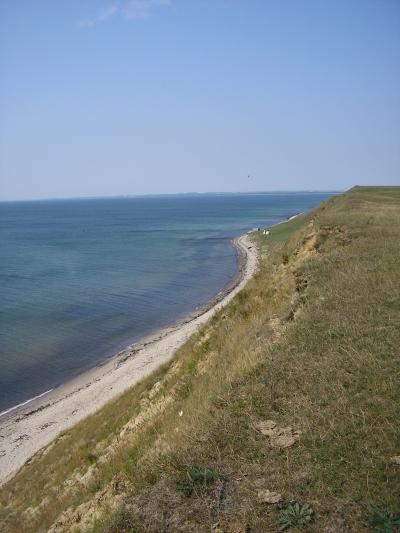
[1,186,399,532]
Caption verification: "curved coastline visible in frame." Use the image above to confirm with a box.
[0,233,258,485]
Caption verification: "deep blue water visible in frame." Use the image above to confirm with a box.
[0,192,334,412]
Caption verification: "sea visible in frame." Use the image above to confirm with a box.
[0,192,334,414]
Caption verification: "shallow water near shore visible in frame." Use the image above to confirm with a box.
[0,192,333,412]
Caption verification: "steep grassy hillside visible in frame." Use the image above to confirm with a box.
[1,187,399,532]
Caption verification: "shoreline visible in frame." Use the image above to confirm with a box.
[0,235,247,421]
[0,233,258,486]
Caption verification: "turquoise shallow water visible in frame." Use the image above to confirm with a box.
[0,192,333,412]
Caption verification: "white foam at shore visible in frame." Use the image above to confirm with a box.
[0,389,53,418]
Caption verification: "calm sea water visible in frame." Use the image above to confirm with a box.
[0,193,333,412]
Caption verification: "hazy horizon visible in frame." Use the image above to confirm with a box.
[1,1,399,201]
[0,188,343,204]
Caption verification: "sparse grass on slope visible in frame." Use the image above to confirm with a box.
[0,187,399,533]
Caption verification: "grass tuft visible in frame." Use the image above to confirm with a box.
[366,505,400,533]
[176,465,222,497]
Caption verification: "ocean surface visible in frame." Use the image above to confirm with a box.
[0,192,334,413]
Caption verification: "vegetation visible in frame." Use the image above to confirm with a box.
[278,503,314,531]
[0,186,399,532]
[366,505,400,533]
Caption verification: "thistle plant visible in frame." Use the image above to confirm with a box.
[278,502,314,530]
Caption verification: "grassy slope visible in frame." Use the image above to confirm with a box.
[1,187,399,532]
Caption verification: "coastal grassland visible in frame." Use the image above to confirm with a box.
[1,187,399,532]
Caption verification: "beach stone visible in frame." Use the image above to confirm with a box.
[257,489,283,504]
[390,455,400,465]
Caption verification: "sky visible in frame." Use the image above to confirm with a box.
[0,0,399,201]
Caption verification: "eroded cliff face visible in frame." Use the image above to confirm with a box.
[2,187,400,533]
[43,221,329,532]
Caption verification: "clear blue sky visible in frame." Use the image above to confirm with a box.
[1,0,399,200]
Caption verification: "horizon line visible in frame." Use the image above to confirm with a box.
[0,189,345,204]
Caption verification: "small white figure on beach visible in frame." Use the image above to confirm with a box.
[262,229,270,236]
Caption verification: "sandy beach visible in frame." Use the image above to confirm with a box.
[0,233,258,485]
